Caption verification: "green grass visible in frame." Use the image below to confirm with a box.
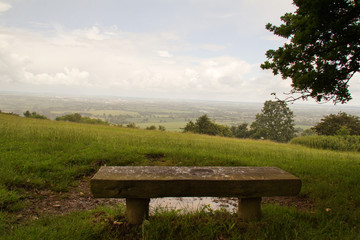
[1,113,360,239]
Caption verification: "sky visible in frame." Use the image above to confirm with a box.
[0,0,359,105]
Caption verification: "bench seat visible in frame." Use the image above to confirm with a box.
[91,166,301,224]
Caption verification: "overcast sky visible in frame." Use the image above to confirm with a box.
[0,0,359,105]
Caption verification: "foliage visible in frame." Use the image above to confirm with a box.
[291,135,360,152]
[301,128,316,136]
[250,100,296,142]
[183,115,233,137]
[146,125,157,130]
[183,120,196,132]
[261,0,360,103]
[55,113,109,125]
[312,112,360,135]
[126,122,138,128]
[158,125,166,131]
[23,110,48,119]
[230,123,250,138]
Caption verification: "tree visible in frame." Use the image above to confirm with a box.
[126,122,138,128]
[230,123,250,138]
[146,125,157,130]
[183,120,196,132]
[158,125,166,131]
[56,113,82,122]
[23,110,31,118]
[312,112,360,135]
[261,0,360,104]
[250,100,296,142]
[55,113,109,125]
[23,110,48,119]
[183,114,233,137]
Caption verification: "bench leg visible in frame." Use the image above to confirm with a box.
[238,197,261,221]
[126,198,150,224]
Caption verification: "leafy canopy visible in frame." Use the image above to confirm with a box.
[23,110,48,119]
[55,113,109,125]
[183,114,233,137]
[250,100,296,142]
[183,104,296,143]
[261,0,360,104]
[312,112,360,135]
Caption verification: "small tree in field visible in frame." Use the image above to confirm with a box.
[231,123,250,138]
[183,115,233,137]
[23,110,48,119]
[250,100,295,142]
[312,112,360,135]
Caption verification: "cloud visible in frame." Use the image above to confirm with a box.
[201,44,226,51]
[0,25,294,102]
[24,68,90,86]
[157,50,172,58]
[0,2,11,13]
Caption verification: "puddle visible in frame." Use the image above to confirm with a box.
[150,197,238,213]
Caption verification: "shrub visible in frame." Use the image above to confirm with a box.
[312,112,360,135]
[183,115,233,137]
[146,125,157,130]
[23,110,48,119]
[126,123,138,128]
[230,123,250,138]
[55,113,108,125]
[290,135,360,152]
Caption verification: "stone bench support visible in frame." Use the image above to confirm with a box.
[126,198,150,224]
[91,166,301,224]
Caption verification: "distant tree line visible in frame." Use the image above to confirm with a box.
[55,113,109,125]
[0,110,19,116]
[311,112,360,136]
[184,100,296,143]
[184,101,360,143]
[291,112,360,152]
[23,110,48,119]
[145,125,166,131]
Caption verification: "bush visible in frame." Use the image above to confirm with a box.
[290,135,360,152]
[55,113,109,125]
[146,125,157,130]
[230,123,250,138]
[312,112,360,135]
[126,123,138,128]
[23,110,48,119]
[183,115,233,137]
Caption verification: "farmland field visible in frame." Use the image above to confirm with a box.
[1,93,359,133]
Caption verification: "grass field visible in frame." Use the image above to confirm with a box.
[1,113,360,239]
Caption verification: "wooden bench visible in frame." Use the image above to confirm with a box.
[90,166,301,224]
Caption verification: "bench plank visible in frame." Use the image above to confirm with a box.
[90,166,301,224]
[91,166,301,198]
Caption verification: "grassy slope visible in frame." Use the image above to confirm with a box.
[1,113,360,239]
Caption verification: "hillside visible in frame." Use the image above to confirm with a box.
[1,113,360,239]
